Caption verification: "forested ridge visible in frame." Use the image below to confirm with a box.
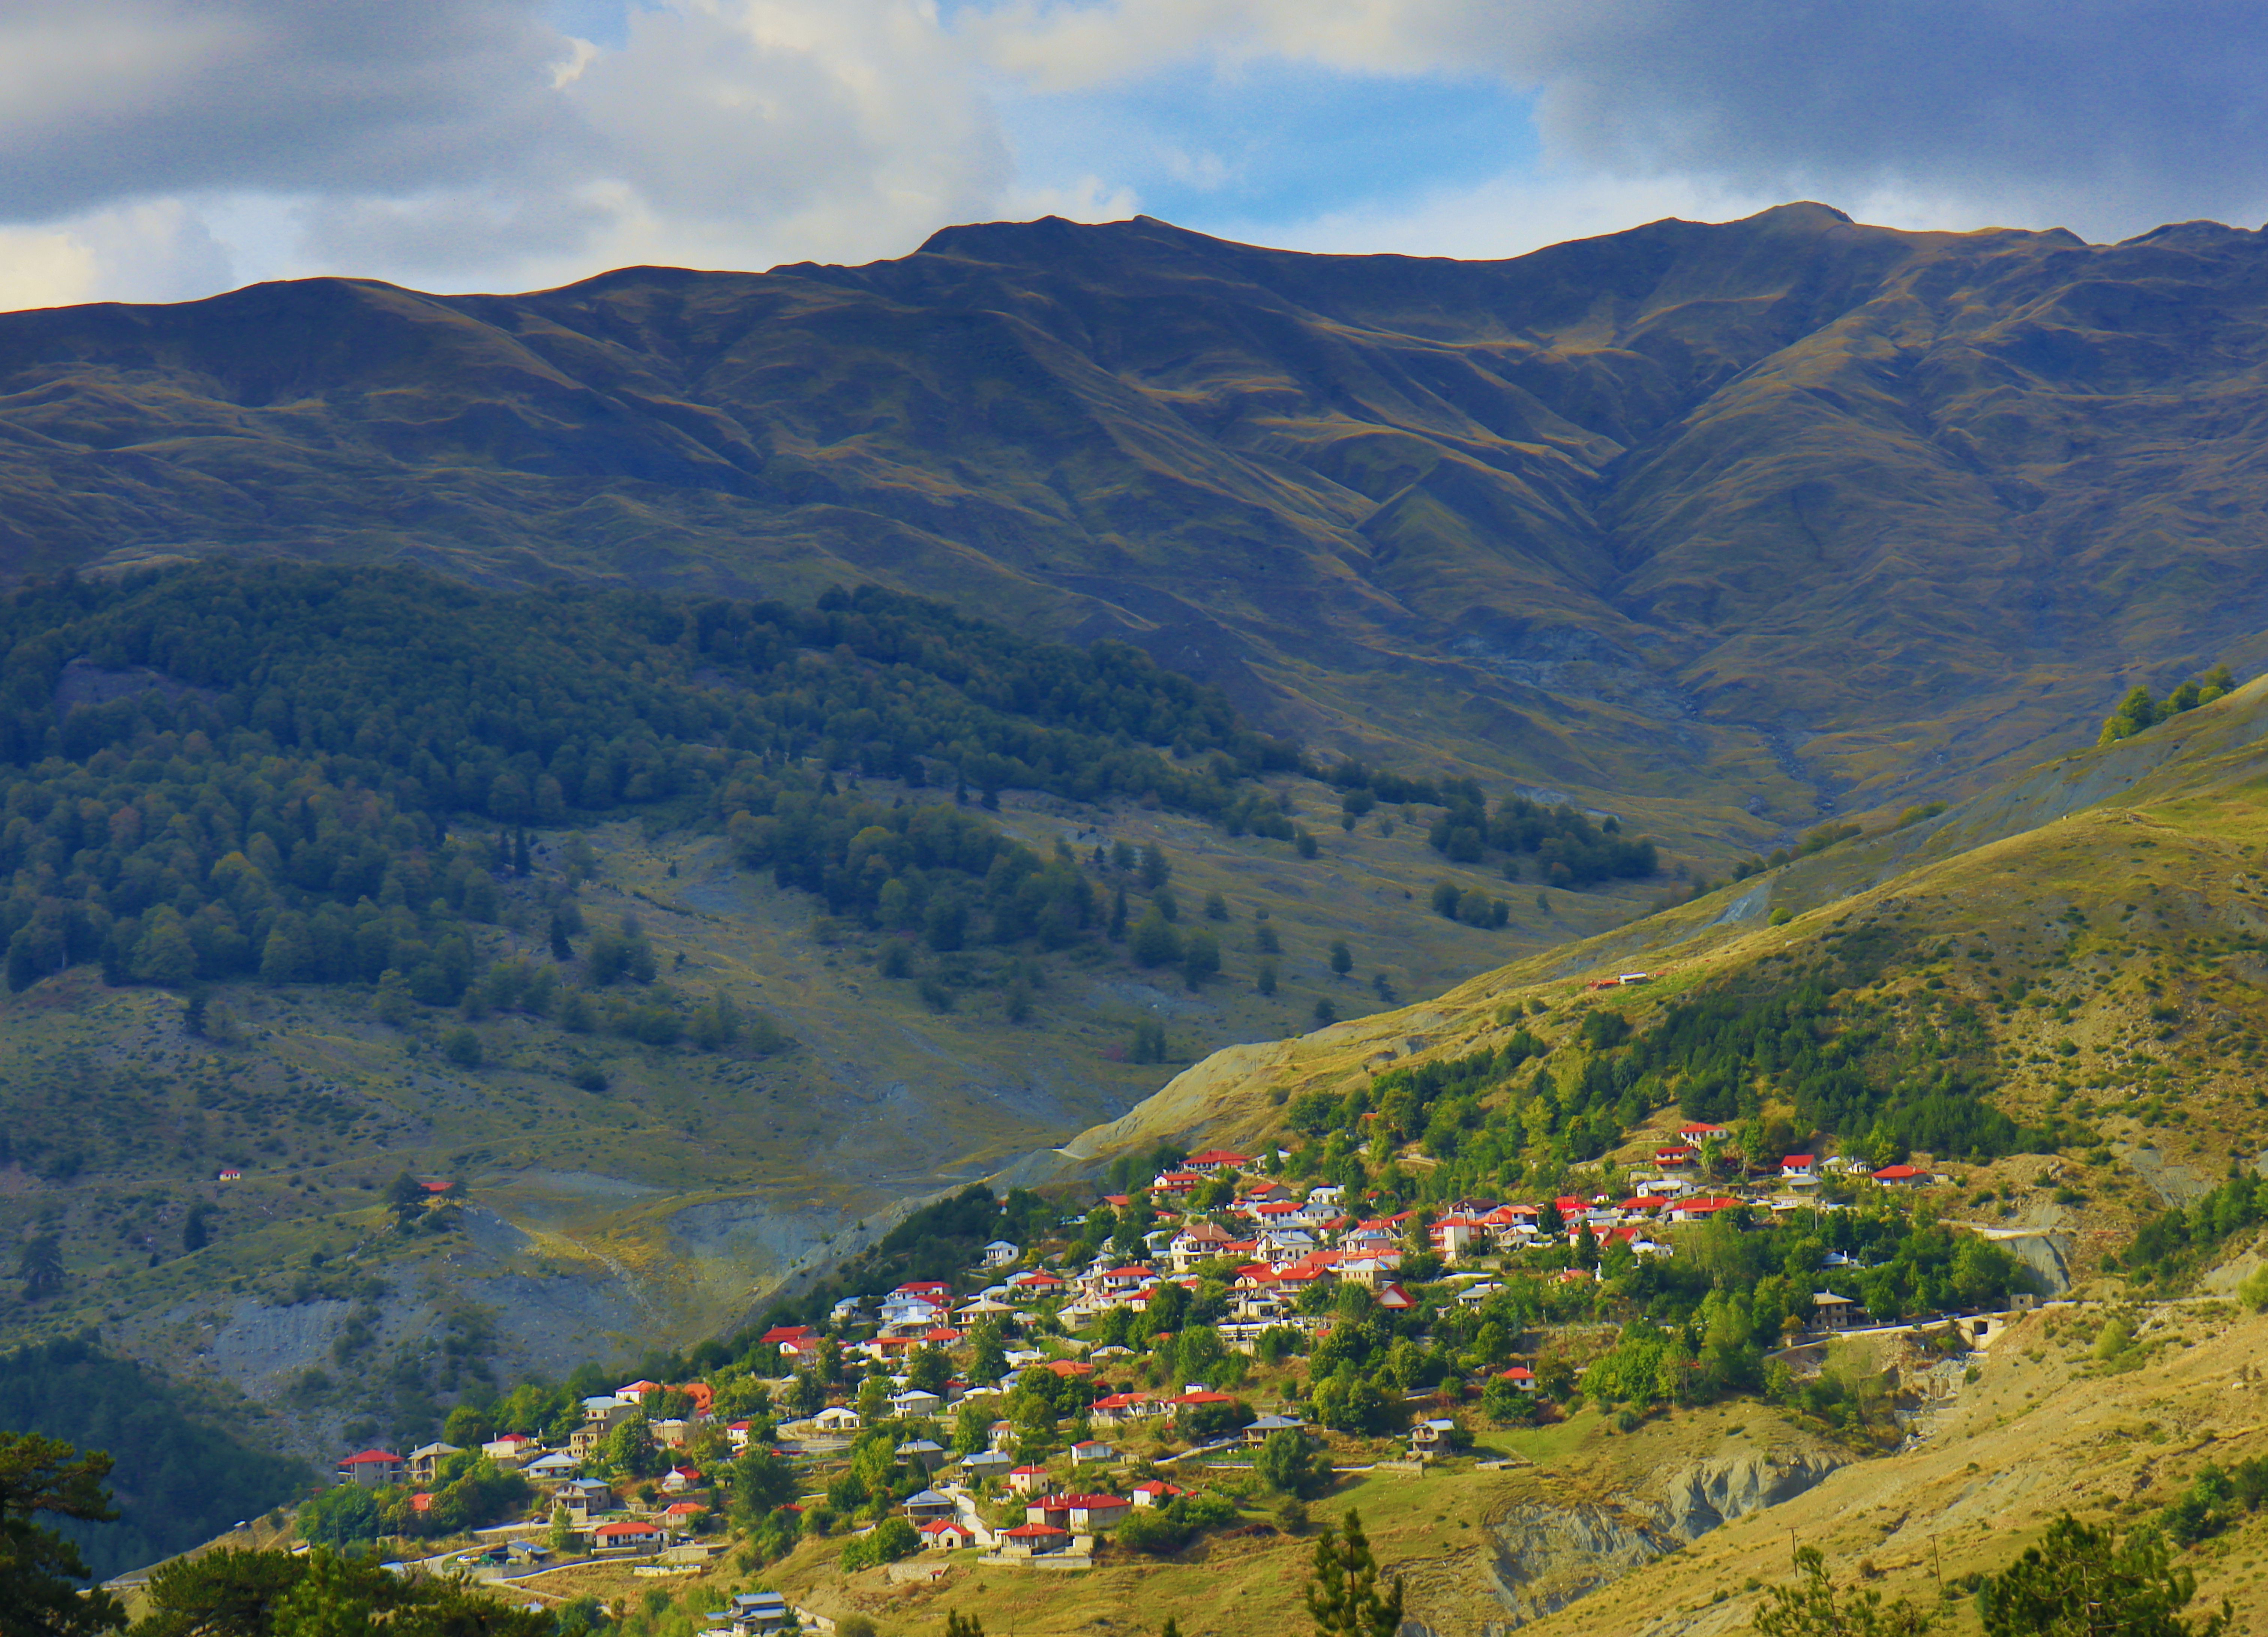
[0,563,1657,1020]
[0,563,1302,1001]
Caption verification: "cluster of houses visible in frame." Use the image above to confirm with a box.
[332,1379,734,1560]
[324,1129,1945,1590]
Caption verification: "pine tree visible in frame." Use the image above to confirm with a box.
[512,827,532,877]
[1754,1545,1930,1636]
[17,1236,64,1302]
[1109,884,1129,942]
[1980,1513,2230,1636]
[1329,940,1352,976]
[0,1433,126,1635]
[1304,1509,1402,1637]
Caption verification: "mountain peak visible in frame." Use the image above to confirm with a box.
[1738,201,1857,228]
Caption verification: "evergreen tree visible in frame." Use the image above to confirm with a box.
[1109,884,1129,941]
[1980,1513,2229,1636]
[0,1433,126,1636]
[1181,930,1221,990]
[1754,1545,1930,1636]
[1130,911,1181,968]
[17,1236,63,1302]
[1329,940,1353,976]
[1304,1509,1402,1637]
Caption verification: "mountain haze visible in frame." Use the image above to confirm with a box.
[8,205,2268,853]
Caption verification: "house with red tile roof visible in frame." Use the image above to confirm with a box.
[998,1522,1071,1556]
[920,1518,978,1550]
[334,1450,404,1488]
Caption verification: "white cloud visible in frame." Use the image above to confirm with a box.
[0,200,235,309]
[1,0,2263,310]
[969,0,2268,243]
[0,0,1017,301]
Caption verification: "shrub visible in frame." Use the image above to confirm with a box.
[441,1028,483,1068]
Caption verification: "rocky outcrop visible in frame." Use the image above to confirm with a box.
[1399,1444,1850,1635]
[1651,1448,1850,1539]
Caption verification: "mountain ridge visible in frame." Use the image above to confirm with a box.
[9,204,2268,861]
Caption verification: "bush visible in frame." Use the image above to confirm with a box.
[441,1028,483,1068]
[2239,1265,2268,1313]
[839,1515,920,1571]
[1254,1428,1334,1498]
[1114,1505,1188,1555]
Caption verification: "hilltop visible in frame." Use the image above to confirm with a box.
[8,207,2268,849]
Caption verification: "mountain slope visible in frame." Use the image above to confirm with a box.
[1048,669,2268,1233]
[7,207,2268,850]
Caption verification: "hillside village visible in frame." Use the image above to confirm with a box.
[277,1125,2035,1633]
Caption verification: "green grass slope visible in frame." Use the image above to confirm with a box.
[1051,671,2268,1266]
[7,207,2268,850]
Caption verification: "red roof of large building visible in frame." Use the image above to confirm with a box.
[338,1449,402,1466]
[1002,1523,1069,1539]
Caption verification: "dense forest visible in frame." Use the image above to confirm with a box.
[0,563,1304,1004]
[0,1334,309,1578]
[0,564,1651,1014]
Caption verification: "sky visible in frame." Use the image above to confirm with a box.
[2,0,2265,311]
